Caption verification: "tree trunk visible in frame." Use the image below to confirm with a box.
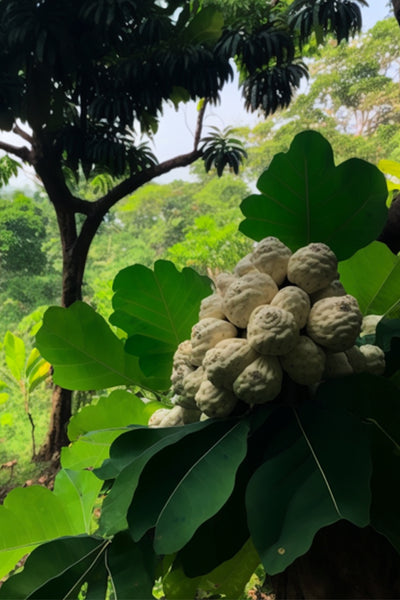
[392,0,400,27]
[269,521,400,599]
[37,203,101,460]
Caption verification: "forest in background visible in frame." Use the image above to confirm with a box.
[0,14,399,486]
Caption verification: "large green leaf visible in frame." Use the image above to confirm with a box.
[338,242,400,317]
[246,403,371,575]
[36,301,167,391]
[97,419,215,536]
[239,131,387,260]
[316,374,400,553]
[110,260,212,381]
[0,469,102,580]
[177,455,253,577]
[0,533,157,600]
[127,419,246,549]
[153,419,250,555]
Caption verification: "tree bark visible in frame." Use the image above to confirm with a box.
[392,0,400,27]
[269,521,400,599]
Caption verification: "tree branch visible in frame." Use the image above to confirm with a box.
[0,139,33,163]
[94,102,208,217]
[13,124,33,144]
[392,0,400,26]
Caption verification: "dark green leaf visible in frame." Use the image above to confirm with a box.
[369,426,400,554]
[0,533,158,600]
[178,455,252,577]
[316,374,400,449]
[239,131,388,260]
[107,532,158,600]
[375,318,400,378]
[246,403,371,574]
[110,260,212,385]
[153,419,250,555]
[98,419,214,536]
[128,419,243,546]
[0,536,106,600]
[316,374,400,553]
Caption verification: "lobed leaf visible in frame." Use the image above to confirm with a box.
[36,301,167,391]
[239,131,388,260]
[110,260,212,384]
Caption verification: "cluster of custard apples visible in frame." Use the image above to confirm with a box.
[149,237,384,427]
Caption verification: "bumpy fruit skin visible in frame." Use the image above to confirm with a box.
[148,408,171,427]
[270,285,310,329]
[280,336,325,385]
[250,236,292,285]
[311,279,346,303]
[174,340,193,363]
[171,362,194,396]
[215,272,236,296]
[345,345,367,373]
[360,314,382,337]
[199,293,225,320]
[287,243,338,294]
[223,271,278,328]
[234,254,257,276]
[247,305,299,355]
[359,344,385,375]
[324,352,353,378]
[181,366,206,402]
[195,379,237,418]
[233,355,282,404]
[191,318,237,366]
[307,295,362,351]
[203,338,258,390]
[148,406,200,427]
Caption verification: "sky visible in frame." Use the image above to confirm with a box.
[3,1,393,190]
[153,1,391,182]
